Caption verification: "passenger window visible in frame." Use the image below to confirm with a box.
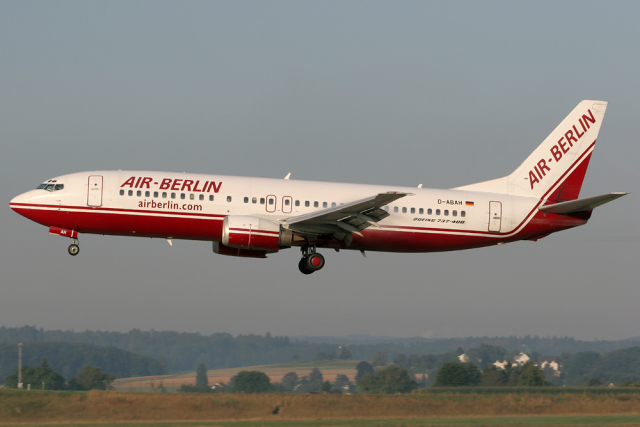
[209,195,214,201]
[314,201,319,208]
[453,210,457,217]
[145,191,150,197]
[461,211,466,217]
[54,184,64,191]
[181,193,185,200]
[295,200,300,206]
[394,206,399,213]
[260,198,265,204]
[171,193,176,199]
[190,194,195,200]
[285,199,290,206]
[305,201,310,207]
[154,191,158,198]
[128,190,133,196]
[119,189,124,196]
[199,194,204,201]
[137,190,142,197]
[162,192,167,198]
[227,196,232,202]
[269,198,274,205]
[332,202,336,207]
[436,209,441,215]
[323,202,327,208]
[244,197,249,203]
[428,208,432,215]
[252,197,257,204]
[402,207,407,213]
[419,208,424,214]
[411,207,415,214]
[444,210,449,216]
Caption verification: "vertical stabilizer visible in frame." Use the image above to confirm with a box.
[455,100,608,202]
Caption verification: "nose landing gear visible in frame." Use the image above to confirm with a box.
[68,239,80,256]
[299,245,325,275]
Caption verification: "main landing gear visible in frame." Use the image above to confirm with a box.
[68,239,80,256]
[298,245,325,275]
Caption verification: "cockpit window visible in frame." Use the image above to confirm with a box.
[37,182,64,192]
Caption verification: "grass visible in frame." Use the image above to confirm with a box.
[4,414,640,426]
[3,389,640,425]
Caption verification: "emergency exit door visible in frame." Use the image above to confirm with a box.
[488,201,502,232]
[87,175,103,207]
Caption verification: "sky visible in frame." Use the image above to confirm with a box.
[1,1,639,341]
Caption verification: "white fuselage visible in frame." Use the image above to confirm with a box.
[10,170,583,254]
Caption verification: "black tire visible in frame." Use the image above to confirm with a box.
[305,253,325,271]
[298,258,314,275]
[68,244,80,256]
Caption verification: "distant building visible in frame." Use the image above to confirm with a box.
[493,360,509,370]
[493,353,532,370]
[513,352,530,366]
[539,356,560,372]
[458,354,470,363]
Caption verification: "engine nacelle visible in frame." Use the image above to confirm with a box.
[221,215,286,251]
[213,242,268,258]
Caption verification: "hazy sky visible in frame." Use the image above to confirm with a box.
[2,1,638,341]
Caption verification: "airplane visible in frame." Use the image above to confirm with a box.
[10,100,627,274]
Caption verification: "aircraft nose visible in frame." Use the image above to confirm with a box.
[10,190,33,212]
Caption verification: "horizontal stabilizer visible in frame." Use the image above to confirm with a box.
[539,192,627,214]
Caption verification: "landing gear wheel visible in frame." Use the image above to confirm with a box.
[305,253,325,272]
[298,258,314,275]
[68,244,79,256]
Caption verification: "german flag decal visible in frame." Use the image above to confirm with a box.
[465,201,474,206]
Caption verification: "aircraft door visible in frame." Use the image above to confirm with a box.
[266,195,277,213]
[282,196,292,214]
[87,175,103,207]
[488,201,502,232]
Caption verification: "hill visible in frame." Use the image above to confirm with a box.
[113,360,358,391]
[3,326,640,376]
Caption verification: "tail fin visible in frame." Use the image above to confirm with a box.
[455,100,608,202]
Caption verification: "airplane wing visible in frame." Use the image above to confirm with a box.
[539,192,628,214]
[283,192,413,245]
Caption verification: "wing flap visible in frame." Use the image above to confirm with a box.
[539,192,627,214]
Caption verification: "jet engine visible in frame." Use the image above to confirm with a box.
[215,215,305,258]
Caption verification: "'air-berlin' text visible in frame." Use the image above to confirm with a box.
[120,177,222,193]
[528,109,596,190]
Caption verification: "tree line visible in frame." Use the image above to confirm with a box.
[0,342,164,385]
[4,358,116,390]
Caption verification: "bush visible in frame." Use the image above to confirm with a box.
[229,371,273,393]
